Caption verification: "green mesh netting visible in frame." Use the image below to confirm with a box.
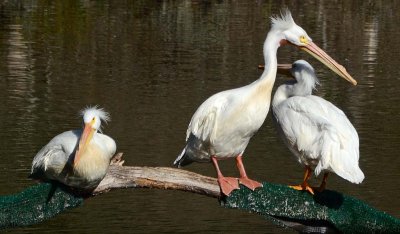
[0,183,84,229]
[1,181,399,232]
[221,182,400,233]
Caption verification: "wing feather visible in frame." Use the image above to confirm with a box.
[31,144,70,179]
[186,93,229,143]
[31,130,79,179]
[274,95,361,180]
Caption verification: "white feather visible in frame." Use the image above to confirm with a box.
[81,105,111,132]
[273,60,364,184]
[31,107,116,189]
[270,8,295,31]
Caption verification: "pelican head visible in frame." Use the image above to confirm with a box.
[271,9,357,85]
[291,60,319,83]
[278,60,320,96]
[73,106,110,166]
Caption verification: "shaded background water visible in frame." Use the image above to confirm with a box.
[0,0,399,233]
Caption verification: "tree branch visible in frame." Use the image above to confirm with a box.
[92,153,220,198]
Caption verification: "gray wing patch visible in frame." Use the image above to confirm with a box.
[31,145,72,181]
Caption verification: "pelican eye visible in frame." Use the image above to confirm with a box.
[300,36,308,44]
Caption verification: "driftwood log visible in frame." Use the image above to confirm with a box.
[93,153,220,197]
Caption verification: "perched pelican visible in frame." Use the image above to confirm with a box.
[174,10,356,196]
[30,106,116,190]
[272,60,364,194]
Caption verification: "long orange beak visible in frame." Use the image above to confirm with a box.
[73,120,95,166]
[258,42,357,85]
[299,42,357,85]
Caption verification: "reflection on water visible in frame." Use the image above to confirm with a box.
[0,1,399,233]
[363,16,379,82]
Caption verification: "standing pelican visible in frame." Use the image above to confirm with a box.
[272,60,364,194]
[30,106,116,190]
[174,10,357,196]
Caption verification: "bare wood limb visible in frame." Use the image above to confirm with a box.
[92,153,220,198]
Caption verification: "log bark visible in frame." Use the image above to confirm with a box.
[92,153,221,198]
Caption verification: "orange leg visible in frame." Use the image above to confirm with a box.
[289,166,314,195]
[314,172,329,192]
[236,155,263,191]
[211,156,239,196]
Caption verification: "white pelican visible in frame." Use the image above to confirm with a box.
[272,60,364,194]
[174,10,357,196]
[30,106,116,190]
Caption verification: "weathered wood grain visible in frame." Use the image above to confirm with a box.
[92,153,220,198]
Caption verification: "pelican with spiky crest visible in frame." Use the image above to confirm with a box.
[174,9,356,196]
[272,60,364,194]
[30,106,116,189]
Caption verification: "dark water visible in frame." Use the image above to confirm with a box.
[0,0,399,233]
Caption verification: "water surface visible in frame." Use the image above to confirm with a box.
[0,1,399,233]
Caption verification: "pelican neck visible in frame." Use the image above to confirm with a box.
[252,29,283,88]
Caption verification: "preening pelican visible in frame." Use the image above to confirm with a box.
[30,106,116,190]
[272,60,364,194]
[174,10,356,196]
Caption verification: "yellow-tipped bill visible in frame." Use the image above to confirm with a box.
[300,42,357,85]
[74,120,95,166]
